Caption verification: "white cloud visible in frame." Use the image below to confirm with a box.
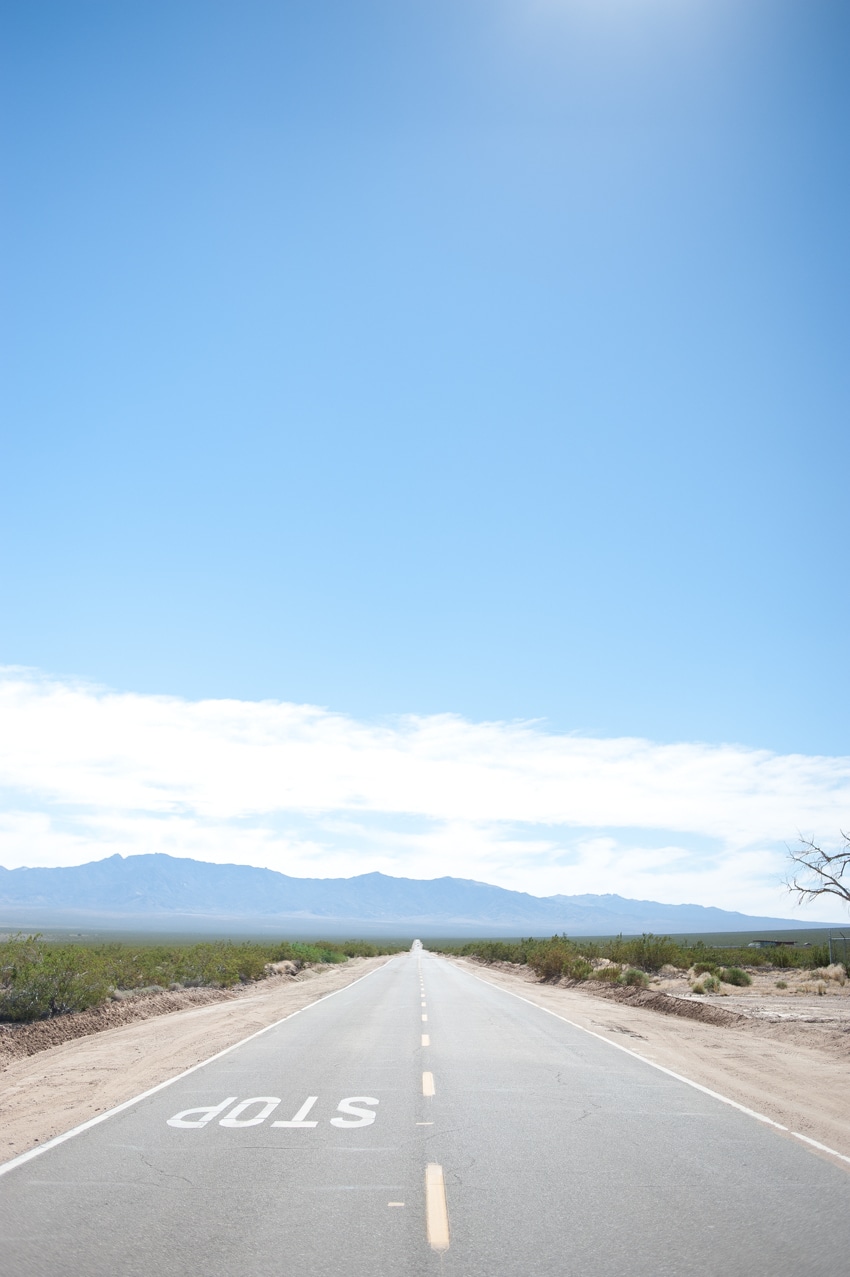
[0,666,848,921]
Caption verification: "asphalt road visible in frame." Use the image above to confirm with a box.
[2,949,849,1276]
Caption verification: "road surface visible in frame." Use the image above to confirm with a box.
[1,949,849,1275]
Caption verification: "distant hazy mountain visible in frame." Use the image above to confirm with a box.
[0,853,824,936]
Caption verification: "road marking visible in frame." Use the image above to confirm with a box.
[416,1121,434,1126]
[421,1034,430,1046]
[462,966,850,1170]
[422,1071,435,1097]
[330,1097,379,1128]
[222,1097,282,1127]
[272,1096,319,1128]
[168,1097,238,1128]
[167,1095,380,1130]
[792,1131,850,1159]
[0,958,396,1180]
[388,1201,405,1207]
[421,1013,428,1021]
[425,1163,450,1251]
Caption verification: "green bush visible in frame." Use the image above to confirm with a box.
[770,944,829,970]
[0,935,110,1021]
[619,968,649,988]
[720,966,752,987]
[607,934,683,972]
[591,964,622,982]
[527,937,579,981]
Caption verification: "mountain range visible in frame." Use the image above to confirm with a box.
[0,853,826,937]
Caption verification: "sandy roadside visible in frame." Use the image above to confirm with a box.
[451,958,850,1168]
[0,955,392,1162]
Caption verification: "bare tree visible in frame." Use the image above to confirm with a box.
[786,831,850,908]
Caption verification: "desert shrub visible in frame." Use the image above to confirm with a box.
[691,982,706,995]
[693,962,718,976]
[775,980,788,989]
[607,934,683,972]
[619,968,649,988]
[701,974,721,993]
[591,964,623,982]
[566,957,593,982]
[720,967,752,987]
[810,965,846,985]
[770,944,829,970]
[437,938,539,966]
[0,935,111,1021]
[519,937,597,982]
[336,940,393,959]
[527,937,578,980]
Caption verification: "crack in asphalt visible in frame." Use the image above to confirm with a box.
[137,1152,193,1187]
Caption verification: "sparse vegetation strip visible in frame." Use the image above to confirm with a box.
[434,932,832,989]
[0,935,405,1024]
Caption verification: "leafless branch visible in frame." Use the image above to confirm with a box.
[784,830,850,907]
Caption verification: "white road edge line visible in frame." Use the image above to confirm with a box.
[0,957,398,1180]
[460,964,850,1169]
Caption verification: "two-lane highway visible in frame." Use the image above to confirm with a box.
[2,950,849,1275]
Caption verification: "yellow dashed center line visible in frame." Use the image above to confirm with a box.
[425,1163,450,1251]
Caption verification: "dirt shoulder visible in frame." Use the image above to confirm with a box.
[451,957,850,1168]
[0,956,391,1162]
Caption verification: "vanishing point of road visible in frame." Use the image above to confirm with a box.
[1,949,849,1275]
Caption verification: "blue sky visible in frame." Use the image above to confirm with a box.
[1,3,848,917]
